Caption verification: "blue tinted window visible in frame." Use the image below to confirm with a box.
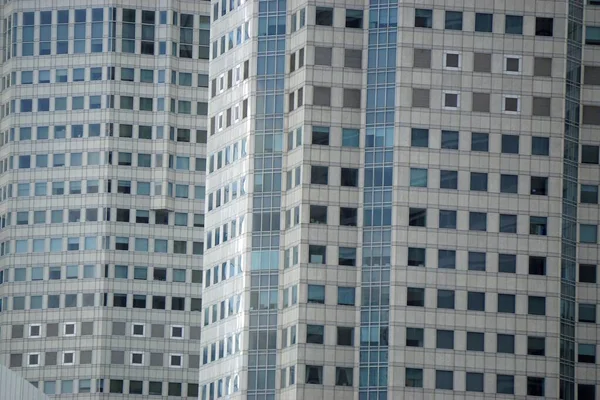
[505,15,523,34]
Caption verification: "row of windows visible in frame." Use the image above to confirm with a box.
[206,177,248,212]
[200,375,240,400]
[30,378,199,397]
[209,98,249,135]
[210,60,249,98]
[1,293,202,312]
[210,20,250,60]
[12,350,197,369]
[9,67,208,87]
[9,125,207,143]
[11,209,204,228]
[0,264,202,284]
[8,180,205,200]
[13,96,208,114]
[205,215,245,250]
[203,294,242,326]
[16,152,206,171]
[10,321,199,340]
[212,0,249,23]
[6,236,203,255]
[207,137,248,174]
[204,255,243,288]
[201,332,242,366]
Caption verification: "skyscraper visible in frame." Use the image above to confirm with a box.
[202,0,598,399]
[0,1,208,397]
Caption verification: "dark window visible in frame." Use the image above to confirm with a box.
[309,245,326,264]
[469,212,487,231]
[497,334,515,353]
[505,15,523,34]
[311,166,328,184]
[501,134,519,154]
[312,126,329,145]
[345,9,363,28]
[408,247,426,266]
[405,368,423,388]
[467,291,485,311]
[528,296,546,315]
[578,384,596,399]
[500,174,518,193]
[337,327,353,346]
[441,130,459,149]
[310,205,327,224]
[497,375,514,394]
[529,256,546,275]
[437,289,454,309]
[340,207,357,226]
[407,287,425,306]
[529,216,547,236]
[499,214,517,233]
[409,208,427,227]
[475,13,493,32]
[528,336,545,356]
[439,210,457,229]
[436,330,454,349]
[308,285,325,304]
[335,367,353,386]
[579,264,597,283]
[338,247,356,266]
[527,377,545,397]
[471,132,489,151]
[578,344,596,363]
[467,332,484,351]
[535,17,553,36]
[468,252,486,271]
[466,372,484,392]
[406,327,424,347]
[579,303,596,323]
[498,294,515,313]
[499,254,516,273]
[411,128,429,147]
[532,137,550,155]
[436,370,453,390]
[470,172,488,191]
[337,287,355,306]
[440,170,458,189]
[305,365,323,384]
[530,177,548,195]
[445,11,462,30]
[315,7,333,26]
[582,145,599,164]
[415,9,432,28]
[306,324,324,344]
[438,250,456,269]
[341,168,359,187]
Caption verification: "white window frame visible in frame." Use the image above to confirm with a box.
[130,352,144,366]
[235,65,242,84]
[218,113,224,131]
[29,324,41,338]
[503,95,521,113]
[62,351,75,365]
[504,55,522,74]
[131,323,145,337]
[170,325,184,339]
[443,51,462,70]
[169,353,183,368]
[27,352,40,367]
[442,91,461,109]
[63,322,76,336]
[218,74,225,93]
[234,104,240,122]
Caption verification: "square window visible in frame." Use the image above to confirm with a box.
[470,172,488,191]
[505,57,521,73]
[581,224,598,243]
[340,207,357,226]
[410,169,428,187]
[581,185,598,204]
[309,245,326,264]
[311,126,329,145]
[469,212,487,231]
[528,336,545,356]
[337,287,355,306]
[579,264,597,283]
[527,377,545,397]
[444,53,460,69]
[345,9,363,28]
[529,256,546,275]
[311,166,328,184]
[581,145,599,164]
[500,214,517,233]
[409,208,427,227]
[438,249,456,269]
[467,332,484,351]
[505,15,523,34]
[471,132,488,151]
[504,96,520,112]
[502,134,519,153]
[439,210,457,229]
[498,294,516,313]
[408,247,426,266]
[415,9,432,28]
[342,128,359,147]
[437,290,455,309]
[436,370,453,390]
[315,7,333,26]
[337,326,353,346]
[497,334,515,353]
[500,174,518,193]
[535,17,553,36]
[406,327,424,347]
[475,13,493,32]
[530,216,548,236]
[406,368,423,388]
[309,205,327,224]
[407,287,425,307]
[441,130,459,149]
[528,296,546,315]
[531,177,548,195]
[468,252,486,271]
[341,168,359,187]
[440,170,458,189]
[436,330,454,349]
[306,324,324,344]
[443,92,459,108]
[579,303,596,323]
[466,372,484,392]
[305,365,323,384]
[445,11,462,30]
[411,128,429,147]
[497,375,514,394]
[468,292,485,311]
[307,284,325,304]
[335,367,353,386]
[578,343,596,363]
[338,247,356,266]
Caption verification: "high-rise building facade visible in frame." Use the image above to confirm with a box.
[202,0,599,399]
[0,0,208,398]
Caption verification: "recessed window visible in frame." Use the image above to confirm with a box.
[528,336,545,356]
[307,284,325,304]
[337,287,355,306]
[311,126,329,145]
[407,287,425,307]
[406,368,423,388]
[581,184,599,204]
[499,214,517,233]
[438,250,456,269]
[345,9,363,28]
[578,343,596,363]
[309,205,327,224]
[582,145,599,164]
[309,245,326,264]
[498,294,516,313]
[468,252,486,271]
[535,17,553,36]
[497,375,514,394]
[410,168,428,187]
[131,352,144,365]
[579,303,596,323]
[310,166,328,184]
[529,256,546,275]
[340,207,357,226]
[580,224,598,243]
[341,168,359,187]
[63,351,75,365]
[466,372,484,392]
[503,96,520,112]
[467,332,485,351]
[469,212,487,231]
[501,134,520,153]
[406,327,424,347]
[306,324,324,344]
[132,324,145,337]
[527,377,545,397]
[439,210,457,229]
[531,177,548,195]
[471,132,488,152]
[441,130,459,149]
[497,334,515,353]
[335,367,353,386]
[443,92,459,108]
[475,13,493,32]
[436,330,454,349]
[28,353,40,367]
[579,264,597,283]
[169,354,182,367]
[64,323,76,336]
[500,174,519,194]
[306,365,323,384]
[414,9,432,28]
[409,208,427,227]
[437,290,455,309]
[445,11,462,30]
[440,170,458,189]
[444,53,460,69]
[315,7,333,26]
[504,56,521,73]
[505,15,523,34]
[411,128,429,147]
[29,325,41,338]
[337,327,354,346]
[436,370,453,390]
[171,326,184,339]
[586,26,600,45]
[470,172,488,191]
[529,296,546,315]
[407,247,426,266]
[530,216,548,236]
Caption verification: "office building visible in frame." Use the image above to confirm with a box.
[202,0,599,399]
[0,0,208,397]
